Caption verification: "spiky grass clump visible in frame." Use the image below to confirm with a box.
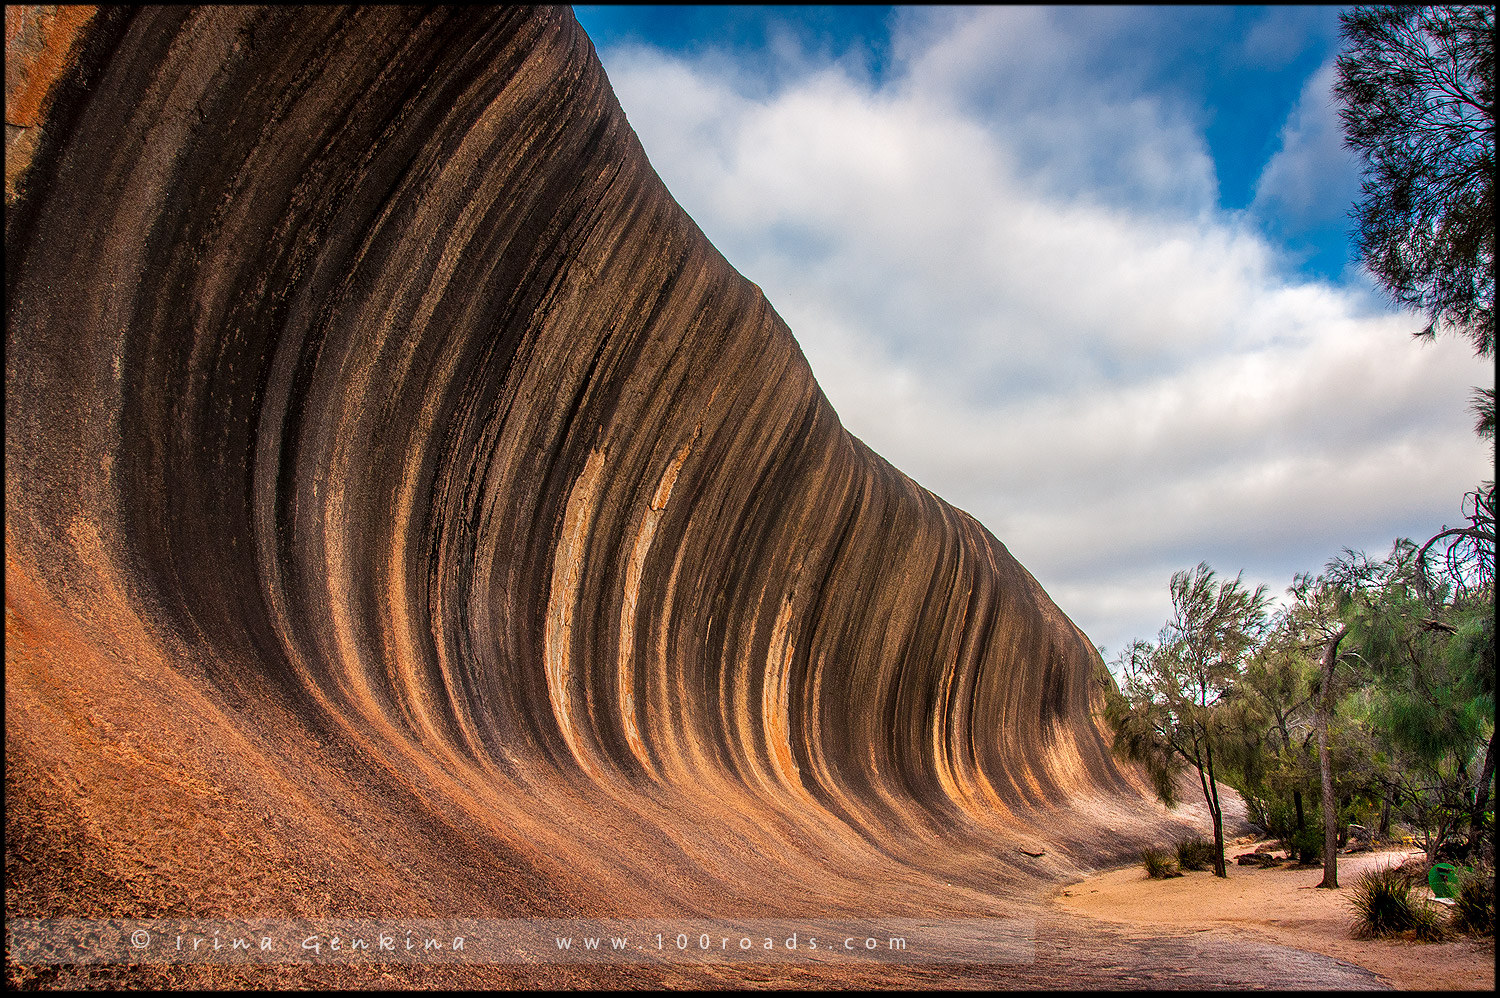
[1142,847,1182,879]
[1451,866,1494,936]
[1347,865,1446,940]
[1408,901,1449,941]
[1175,836,1217,872]
[1408,900,1449,940]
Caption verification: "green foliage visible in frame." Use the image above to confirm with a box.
[1142,848,1182,879]
[1246,785,1323,862]
[1335,4,1495,440]
[1346,866,1412,936]
[1104,643,1186,808]
[1106,529,1494,883]
[1175,836,1218,872]
[1347,865,1447,940]
[1252,795,1302,841]
[1225,629,1328,861]
[1331,17,1496,824]
[1452,865,1495,935]
[1286,823,1324,865]
[1335,5,1495,362]
[1350,543,1490,762]
[1410,901,1449,941]
[1444,601,1496,697]
[1106,565,1270,879]
[1237,637,1318,750]
[1307,540,1497,863]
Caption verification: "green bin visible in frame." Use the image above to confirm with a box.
[1429,862,1460,898]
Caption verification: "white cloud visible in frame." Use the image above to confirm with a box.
[889,6,1221,216]
[1238,7,1324,70]
[595,11,1494,656]
[1251,59,1364,227]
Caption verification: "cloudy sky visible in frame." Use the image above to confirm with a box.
[571,5,1493,664]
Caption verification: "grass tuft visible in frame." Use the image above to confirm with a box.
[1142,847,1182,879]
[1347,865,1446,941]
[1451,865,1494,936]
[1175,836,1217,872]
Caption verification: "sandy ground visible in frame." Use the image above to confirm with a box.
[1056,844,1495,991]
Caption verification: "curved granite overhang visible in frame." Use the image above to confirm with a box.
[6,6,1170,926]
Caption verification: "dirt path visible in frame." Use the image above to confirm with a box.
[1056,846,1494,990]
[5,913,1395,991]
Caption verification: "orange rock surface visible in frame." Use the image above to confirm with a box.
[4,8,1388,988]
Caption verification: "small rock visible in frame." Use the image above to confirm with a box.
[1236,852,1280,867]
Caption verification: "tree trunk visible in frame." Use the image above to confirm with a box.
[1294,787,1309,860]
[1315,627,1347,889]
[1378,797,1390,838]
[1190,744,1226,877]
[1316,714,1337,886]
[1281,729,1307,845]
[1469,724,1497,852]
[1204,733,1227,878]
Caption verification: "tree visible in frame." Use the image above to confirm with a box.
[1106,564,1270,877]
[1415,480,1496,601]
[1445,603,1497,852]
[1284,565,1364,888]
[1335,3,1497,859]
[1229,623,1320,858]
[1333,539,1495,862]
[1371,539,1495,858]
[1412,489,1496,853]
[1334,5,1495,436]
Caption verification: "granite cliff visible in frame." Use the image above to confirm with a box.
[7,6,1184,986]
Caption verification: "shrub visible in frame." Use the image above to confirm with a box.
[1347,865,1446,940]
[1176,836,1217,872]
[1142,847,1182,879]
[1286,824,1322,864]
[1393,855,1430,888]
[1254,795,1300,840]
[1409,901,1449,941]
[1451,866,1494,936]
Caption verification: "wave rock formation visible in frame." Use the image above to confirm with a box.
[7,6,1175,968]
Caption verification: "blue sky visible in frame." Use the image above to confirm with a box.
[571,5,1493,662]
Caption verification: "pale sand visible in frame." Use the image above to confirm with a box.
[1055,846,1495,991]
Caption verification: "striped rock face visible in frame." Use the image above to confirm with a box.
[6,6,1175,945]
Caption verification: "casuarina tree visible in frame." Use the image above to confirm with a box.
[1107,564,1270,878]
[1335,5,1495,436]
